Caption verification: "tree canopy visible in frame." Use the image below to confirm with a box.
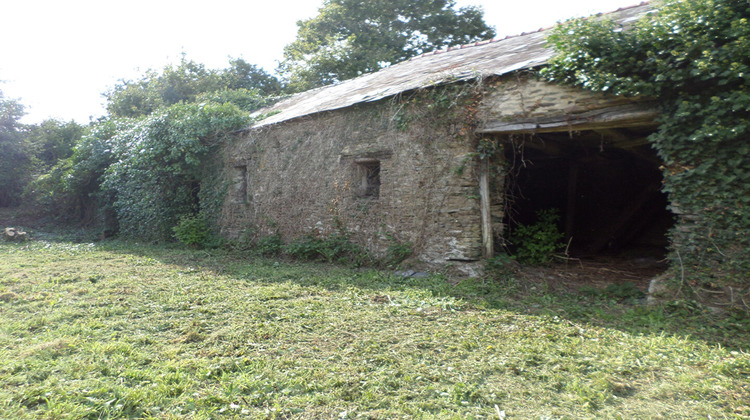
[0,90,30,207]
[1,94,86,208]
[26,119,84,169]
[223,58,282,95]
[279,0,495,92]
[19,54,276,241]
[104,56,281,118]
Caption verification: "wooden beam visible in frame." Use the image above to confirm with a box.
[479,157,494,258]
[478,104,659,134]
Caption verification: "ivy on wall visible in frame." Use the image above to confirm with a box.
[541,0,749,302]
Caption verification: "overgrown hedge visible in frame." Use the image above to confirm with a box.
[27,99,257,241]
[542,0,749,306]
[102,102,250,241]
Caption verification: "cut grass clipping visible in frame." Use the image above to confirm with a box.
[0,239,748,418]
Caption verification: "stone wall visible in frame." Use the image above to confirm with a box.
[478,73,644,125]
[221,96,483,266]
[220,75,658,270]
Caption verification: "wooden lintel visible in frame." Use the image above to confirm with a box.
[478,104,659,134]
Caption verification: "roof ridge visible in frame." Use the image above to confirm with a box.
[252,1,653,128]
[411,1,650,61]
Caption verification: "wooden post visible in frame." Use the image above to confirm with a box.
[479,156,494,258]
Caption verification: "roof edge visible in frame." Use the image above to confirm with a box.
[247,1,653,130]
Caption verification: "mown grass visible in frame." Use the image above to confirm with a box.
[0,238,748,419]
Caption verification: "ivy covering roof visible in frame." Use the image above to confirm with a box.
[251,2,651,128]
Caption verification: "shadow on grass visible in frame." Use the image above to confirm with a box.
[3,226,748,352]
[90,239,750,352]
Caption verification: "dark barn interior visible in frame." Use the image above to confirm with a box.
[502,128,674,263]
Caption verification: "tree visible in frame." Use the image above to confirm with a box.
[105,56,281,118]
[25,118,133,224]
[27,54,275,235]
[105,57,223,118]
[223,58,282,96]
[279,0,495,92]
[26,119,84,168]
[0,90,30,207]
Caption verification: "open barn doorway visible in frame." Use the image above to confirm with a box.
[501,128,675,286]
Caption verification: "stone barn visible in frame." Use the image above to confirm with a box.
[220,3,672,276]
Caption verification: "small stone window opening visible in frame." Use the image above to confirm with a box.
[232,164,248,203]
[355,159,380,199]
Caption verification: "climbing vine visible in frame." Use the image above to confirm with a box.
[103,102,250,241]
[542,0,749,304]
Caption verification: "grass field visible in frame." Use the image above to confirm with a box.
[0,237,748,419]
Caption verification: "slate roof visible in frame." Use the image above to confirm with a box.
[251,2,652,128]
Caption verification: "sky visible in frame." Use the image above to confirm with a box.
[0,0,644,124]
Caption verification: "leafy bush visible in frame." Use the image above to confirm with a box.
[102,101,250,241]
[173,214,213,248]
[383,235,413,267]
[105,56,281,118]
[196,88,275,113]
[510,209,564,265]
[26,119,84,169]
[284,233,369,266]
[0,92,32,207]
[25,56,279,239]
[255,233,283,256]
